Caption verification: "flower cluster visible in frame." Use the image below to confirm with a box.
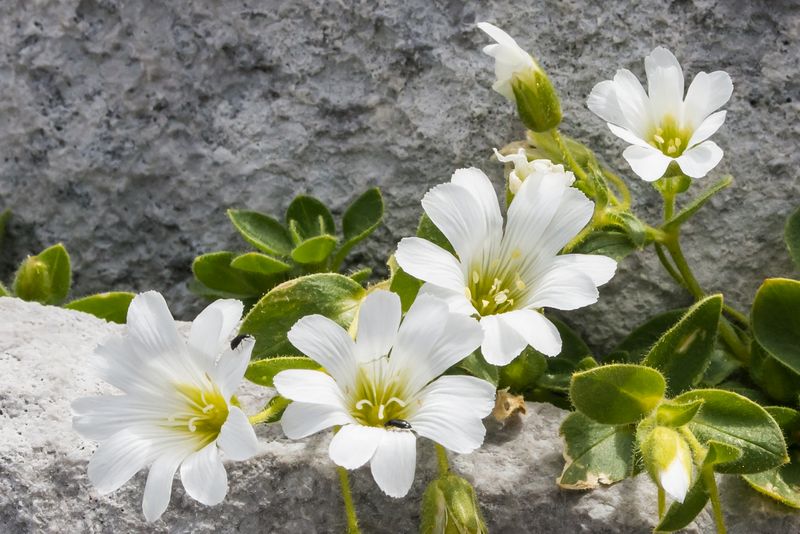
[66,18,767,534]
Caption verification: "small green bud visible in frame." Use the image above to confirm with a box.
[420,474,487,534]
[13,256,52,303]
[511,67,562,133]
[639,425,693,503]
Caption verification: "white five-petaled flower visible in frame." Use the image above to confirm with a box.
[72,291,259,522]
[273,290,495,498]
[477,21,538,101]
[395,167,617,366]
[588,46,733,182]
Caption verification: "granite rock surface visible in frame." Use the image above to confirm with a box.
[0,0,798,353]
[2,297,800,533]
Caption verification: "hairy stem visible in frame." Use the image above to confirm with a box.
[337,466,361,534]
[702,469,727,534]
[657,486,666,520]
[551,129,589,183]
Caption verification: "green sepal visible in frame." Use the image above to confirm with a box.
[227,209,293,256]
[498,347,547,393]
[657,440,742,532]
[673,389,788,474]
[331,187,384,269]
[13,243,72,305]
[752,278,800,375]
[569,364,666,425]
[786,206,800,270]
[285,195,335,239]
[348,267,372,284]
[64,292,135,324]
[510,67,562,132]
[655,399,705,428]
[230,252,292,275]
[557,411,637,489]
[571,229,638,261]
[191,251,274,299]
[642,294,722,395]
[663,175,733,230]
[290,234,338,264]
[245,356,321,387]
[240,273,365,359]
[605,211,647,247]
[420,474,487,534]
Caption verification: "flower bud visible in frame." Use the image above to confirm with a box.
[478,22,562,132]
[420,474,487,534]
[13,256,51,303]
[494,148,574,196]
[640,426,693,503]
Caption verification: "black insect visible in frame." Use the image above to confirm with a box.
[384,419,412,430]
[230,334,251,350]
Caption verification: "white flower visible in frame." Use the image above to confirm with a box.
[587,46,733,181]
[494,148,569,195]
[660,453,691,503]
[273,290,495,498]
[72,291,259,522]
[477,22,537,101]
[395,167,616,366]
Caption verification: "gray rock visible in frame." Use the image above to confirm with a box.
[1,297,798,533]
[0,0,798,353]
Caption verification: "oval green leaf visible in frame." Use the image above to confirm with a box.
[673,388,788,474]
[230,252,292,275]
[752,278,800,375]
[65,292,135,324]
[642,294,722,395]
[572,230,638,261]
[240,273,366,359]
[331,188,384,269]
[228,209,293,256]
[784,205,800,269]
[750,341,800,404]
[286,195,335,239]
[743,459,800,509]
[192,251,275,299]
[570,364,666,425]
[291,235,338,264]
[245,356,321,387]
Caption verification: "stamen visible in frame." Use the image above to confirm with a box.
[653,134,665,144]
[378,404,385,420]
[471,271,480,284]
[516,278,526,291]
[187,416,201,432]
[355,399,374,410]
[494,291,508,304]
[386,397,407,408]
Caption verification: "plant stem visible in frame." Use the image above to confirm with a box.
[602,168,631,208]
[551,129,589,183]
[337,466,361,534]
[654,243,687,290]
[435,443,449,476]
[247,396,290,425]
[657,486,666,520]
[702,469,727,534]
[663,235,703,299]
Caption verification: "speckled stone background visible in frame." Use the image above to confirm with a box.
[1,0,798,351]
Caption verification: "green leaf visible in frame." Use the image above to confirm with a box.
[286,195,336,239]
[700,346,741,387]
[240,273,366,359]
[663,175,732,230]
[752,278,800,375]
[765,406,800,442]
[416,213,455,255]
[245,356,320,387]
[348,267,372,284]
[750,341,800,404]
[572,230,637,261]
[330,188,384,270]
[673,389,788,474]
[642,295,722,395]
[291,235,338,264]
[227,209,293,256]
[533,318,593,394]
[454,352,499,387]
[498,347,547,393]
[657,440,742,532]
[611,309,686,363]
[557,411,637,489]
[786,206,800,270]
[0,282,8,297]
[13,243,72,305]
[192,251,274,299]
[655,399,704,428]
[743,457,800,509]
[387,256,421,313]
[65,292,135,324]
[570,364,666,425]
[230,252,292,275]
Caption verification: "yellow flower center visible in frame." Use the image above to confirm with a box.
[168,382,229,448]
[648,115,692,157]
[349,360,413,427]
[467,252,528,316]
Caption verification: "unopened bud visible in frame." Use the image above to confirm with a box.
[420,474,487,534]
[13,256,51,303]
[640,426,693,503]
